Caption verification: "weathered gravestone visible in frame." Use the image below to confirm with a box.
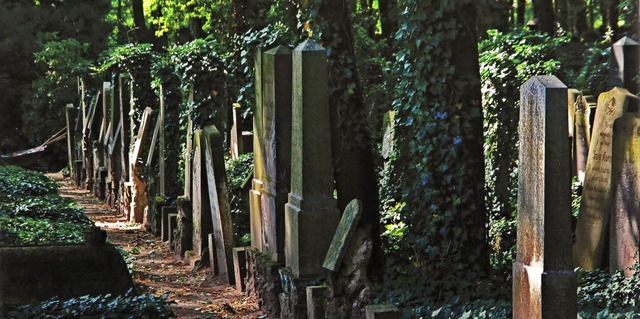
[204,125,235,284]
[574,94,591,183]
[190,129,213,268]
[573,87,637,270]
[610,111,640,276]
[513,76,575,319]
[285,39,341,278]
[230,103,244,160]
[261,45,292,263]
[65,104,75,180]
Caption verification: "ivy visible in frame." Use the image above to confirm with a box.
[385,0,488,305]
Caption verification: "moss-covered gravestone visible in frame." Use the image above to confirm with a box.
[190,129,213,268]
[574,87,636,270]
[285,39,340,278]
[610,112,640,276]
[513,76,575,319]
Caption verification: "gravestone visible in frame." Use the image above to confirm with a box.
[610,113,640,276]
[568,89,581,177]
[261,45,293,263]
[612,36,639,94]
[285,39,341,278]
[573,87,636,270]
[208,233,217,275]
[323,199,363,271]
[233,247,248,291]
[204,125,235,284]
[574,94,591,183]
[513,76,575,319]
[191,129,213,268]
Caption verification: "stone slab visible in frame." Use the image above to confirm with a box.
[306,285,327,319]
[233,247,248,292]
[574,87,636,270]
[323,199,363,271]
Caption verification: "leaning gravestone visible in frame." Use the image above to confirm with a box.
[323,199,363,271]
[204,125,235,284]
[610,111,640,276]
[513,76,575,319]
[573,87,636,270]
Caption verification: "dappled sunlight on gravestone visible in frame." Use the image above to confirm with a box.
[573,87,636,270]
[513,75,575,319]
[610,108,640,277]
[573,94,591,183]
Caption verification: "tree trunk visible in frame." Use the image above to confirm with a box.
[533,0,555,35]
[379,0,397,40]
[131,0,151,42]
[316,0,384,280]
[517,0,526,25]
[609,0,619,38]
[556,0,569,31]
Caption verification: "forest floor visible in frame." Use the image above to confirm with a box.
[51,173,263,319]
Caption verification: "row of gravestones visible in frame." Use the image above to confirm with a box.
[244,40,400,319]
[514,36,639,317]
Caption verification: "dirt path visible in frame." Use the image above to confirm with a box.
[51,173,262,319]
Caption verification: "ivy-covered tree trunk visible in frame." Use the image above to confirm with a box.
[308,0,385,279]
[392,0,488,297]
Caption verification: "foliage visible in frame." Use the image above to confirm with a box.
[225,153,253,245]
[0,214,89,246]
[0,166,58,196]
[578,266,640,318]
[10,289,175,318]
[0,166,92,246]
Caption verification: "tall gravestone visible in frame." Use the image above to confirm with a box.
[574,94,591,183]
[285,40,341,278]
[513,76,575,319]
[610,112,640,276]
[130,107,154,223]
[204,125,235,284]
[65,104,75,180]
[568,89,581,177]
[261,45,293,263]
[573,87,635,270]
[250,48,265,252]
